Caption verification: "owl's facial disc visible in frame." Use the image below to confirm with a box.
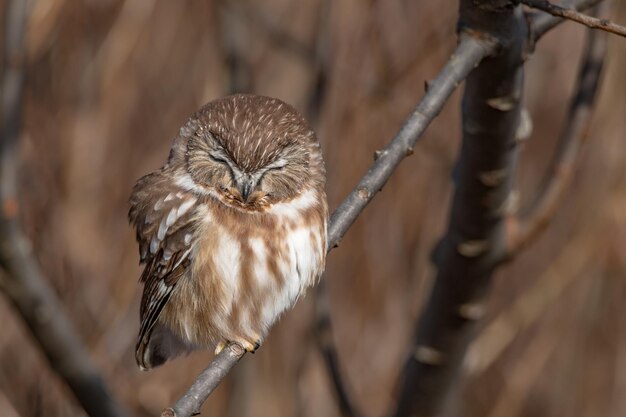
[186,127,309,208]
[232,158,288,204]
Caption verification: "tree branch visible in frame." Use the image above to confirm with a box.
[0,2,132,417]
[532,0,604,40]
[162,34,496,417]
[314,279,362,417]
[523,0,626,37]
[160,343,246,417]
[393,0,527,415]
[327,37,497,250]
[508,5,608,254]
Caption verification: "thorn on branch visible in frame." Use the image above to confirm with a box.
[479,169,507,187]
[357,188,371,200]
[458,302,487,321]
[486,95,517,111]
[373,149,386,160]
[495,190,520,217]
[414,346,446,366]
[516,108,533,142]
[457,240,489,258]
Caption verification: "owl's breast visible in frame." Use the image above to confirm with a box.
[174,187,327,345]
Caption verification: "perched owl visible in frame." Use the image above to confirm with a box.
[129,94,328,370]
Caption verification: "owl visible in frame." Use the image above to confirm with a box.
[129,94,328,370]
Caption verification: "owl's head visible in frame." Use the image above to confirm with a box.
[171,94,324,209]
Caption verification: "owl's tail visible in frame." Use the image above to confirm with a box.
[136,324,193,371]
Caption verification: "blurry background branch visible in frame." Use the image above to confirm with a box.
[531,0,603,39]
[509,10,608,253]
[0,1,132,417]
[523,0,626,37]
[393,1,527,415]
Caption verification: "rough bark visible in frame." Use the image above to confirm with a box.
[393,1,527,415]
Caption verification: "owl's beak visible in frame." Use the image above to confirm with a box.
[238,176,256,203]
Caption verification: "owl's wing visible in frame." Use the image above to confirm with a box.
[129,171,199,369]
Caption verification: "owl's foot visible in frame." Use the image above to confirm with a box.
[214,342,226,355]
[236,338,261,353]
[214,338,262,355]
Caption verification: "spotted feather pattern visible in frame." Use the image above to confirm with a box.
[129,172,199,369]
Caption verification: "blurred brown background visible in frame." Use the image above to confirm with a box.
[1,0,626,416]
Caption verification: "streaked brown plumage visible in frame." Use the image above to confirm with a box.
[129,94,327,370]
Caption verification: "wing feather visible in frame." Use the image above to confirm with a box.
[129,171,199,368]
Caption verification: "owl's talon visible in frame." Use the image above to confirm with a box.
[229,338,260,353]
[214,342,226,355]
[241,341,257,353]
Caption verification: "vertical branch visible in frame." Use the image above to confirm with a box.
[393,1,527,416]
[509,7,608,253]
[0,2,132,417]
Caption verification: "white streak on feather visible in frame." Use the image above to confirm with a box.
[157,207,178,240]
[177,198,196,217]
[165,208,177,227]
[212,229,241,316]
[249,237,271,288]
[269,188,317,219]
[154,197,166,211]
[172,247,192,271]
[150,236,160,254]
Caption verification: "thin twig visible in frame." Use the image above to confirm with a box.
[161,34,496,417]
[314,279,362,417]
[526,0,625,37]
[508,7,608,254]
[0,2,132,417]
[532,0,604,40]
